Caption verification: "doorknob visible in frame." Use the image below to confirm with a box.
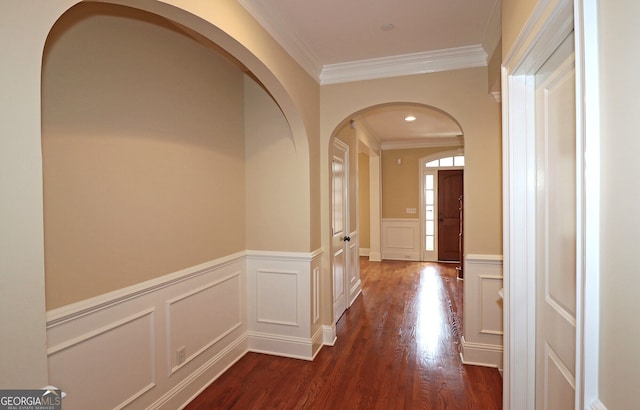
[343,236,351,242]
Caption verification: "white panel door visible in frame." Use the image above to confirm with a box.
[535,32,577,409]
[332,139,349,323]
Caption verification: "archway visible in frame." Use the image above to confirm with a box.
[0,0,320,398]
[326,102,464,327]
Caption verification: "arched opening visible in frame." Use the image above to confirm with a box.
[327,102,464,323]
[34,2,319,407]
[42,1,308,309]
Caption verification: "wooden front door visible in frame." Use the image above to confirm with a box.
[438,170,463,261]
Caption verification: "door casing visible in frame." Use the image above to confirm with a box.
[501,0,601,408]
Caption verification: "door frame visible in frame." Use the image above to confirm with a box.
[419,150,464,262]
[501,0,600,408]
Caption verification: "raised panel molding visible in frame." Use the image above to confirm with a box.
[48,309,156,410]
[46,249,324,408]
[381,218,421,261]
[166,272,243,375]
[256,269,299,326]
[461,254,504,369]
[47,255,247,410]
[246,249,323,360]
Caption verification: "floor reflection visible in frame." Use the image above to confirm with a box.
[415,265,443,357]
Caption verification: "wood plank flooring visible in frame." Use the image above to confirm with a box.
[185,259,502,409]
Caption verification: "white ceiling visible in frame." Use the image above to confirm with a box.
[238,0,501,148]
[358,104,463,150]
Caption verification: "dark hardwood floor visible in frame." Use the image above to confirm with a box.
[185,258,502,409]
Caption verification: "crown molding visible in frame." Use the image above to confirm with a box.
[320,45,487,85]
[381,136,464,150]
[238,0,322,80]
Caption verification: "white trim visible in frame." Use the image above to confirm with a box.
[460,336,503,369]
[466,254,504,263]
[247,331,318,361]
[165,273,244,375]
[322,324,337,346]
[502,0,599,408]
[320,45,487,85]
[381,218,421,261]
[246,248,322,262]
[574,0,601,407]
[359,248,370,257]
[462,255,503,369]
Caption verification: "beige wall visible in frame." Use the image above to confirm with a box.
[245,76,309,251]
[358,152,370,249]
[381,146,461,219]
[488,38,502,94]
[42,4,246,309]
[502,0,538,55]
[599,1,640,407]
[322,68,502,257]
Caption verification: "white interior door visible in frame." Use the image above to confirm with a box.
[332,139,349,323]
[534,31,577,409]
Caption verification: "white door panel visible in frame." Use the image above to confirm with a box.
[332,140,349,323]
[535,31,576,409]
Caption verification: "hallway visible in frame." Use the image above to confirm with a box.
[186,259,502,409]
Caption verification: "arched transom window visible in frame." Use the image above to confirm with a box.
[425,155,465,168]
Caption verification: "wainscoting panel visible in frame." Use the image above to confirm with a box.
[46,250,325,408]
[246,250,323,360]
[461,254,504,369]
[381,219,421,261]
[166,272,243,374]
[256,270,299,326]
[46,253,248,410]
[48,309,155,410]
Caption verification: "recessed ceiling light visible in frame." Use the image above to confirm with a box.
[381,23,395,31]
[405,115,416,122]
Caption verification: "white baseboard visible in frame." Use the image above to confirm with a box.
[247,331,317,361]
[322,324,337,346]
[460,336,503,369]
[359,248,370,257]
[369,251,382,262]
